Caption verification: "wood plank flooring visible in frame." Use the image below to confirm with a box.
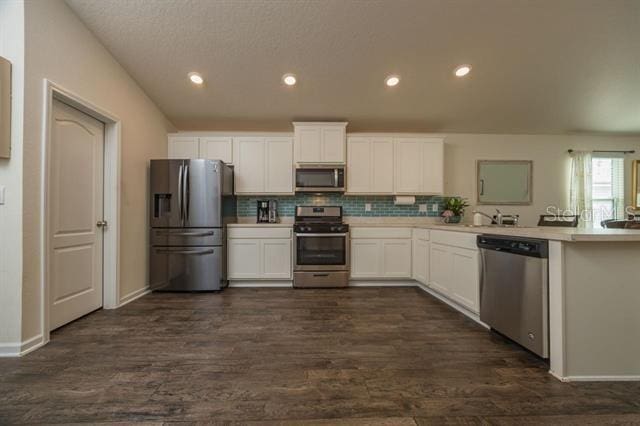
[1,287,639,424]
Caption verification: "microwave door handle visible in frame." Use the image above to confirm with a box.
[334,169,338,187]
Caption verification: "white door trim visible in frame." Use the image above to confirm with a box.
[41,79,121,344]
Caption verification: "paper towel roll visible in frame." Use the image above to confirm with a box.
[394,196,416,205]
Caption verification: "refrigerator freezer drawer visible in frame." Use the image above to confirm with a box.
[150,246,224,291]
[150,228,223,247]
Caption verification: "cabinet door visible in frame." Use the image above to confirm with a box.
[450,247,480,313]
[234,137,265,193]
[350,239,381,278]
[346,137,371,193]
[168,136,199,159]
[429,243,452,296]
[423,138,444,194]
[265,137,293,194]
[228,239,261,279]
[261,239,292,279]
[412,238,429,285]
[382,239,412,278]
[321,127,345,163]
[371,138,394,193]
[394,138,424,194]
[199,137,233,163]
[295,126,322,163]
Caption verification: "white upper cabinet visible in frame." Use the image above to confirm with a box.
[199,137,233,163]
[233,137,293,194]
[347,137,394,194]
[394,137,444,195]
[294,122,347,164]
[168,136,199,159]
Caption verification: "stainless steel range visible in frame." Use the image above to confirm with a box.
[293,206,350,288]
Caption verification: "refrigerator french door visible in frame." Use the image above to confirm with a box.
[149,159,234,291]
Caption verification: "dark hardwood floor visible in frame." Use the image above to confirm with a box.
[1,287,640,425]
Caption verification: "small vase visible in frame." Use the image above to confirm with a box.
[444,215,462,224]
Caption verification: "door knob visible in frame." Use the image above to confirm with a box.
[96,220,108,228]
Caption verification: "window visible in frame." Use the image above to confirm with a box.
[591,157,624,227]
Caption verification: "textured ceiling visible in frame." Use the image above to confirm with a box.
[66,0,640,134]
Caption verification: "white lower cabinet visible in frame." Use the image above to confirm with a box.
[228,227,292,280]
[350,228,412,279]
[428,231,480,314]
[411,230,430,285]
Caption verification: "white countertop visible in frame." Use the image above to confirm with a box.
[228,218,640,241]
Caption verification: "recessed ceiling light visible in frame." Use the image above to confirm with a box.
[385,75,400,87]
[454,65,472,77]
[188,72,204,85]
[282,73,297,86]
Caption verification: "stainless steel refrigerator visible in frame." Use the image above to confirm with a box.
[149,159,235,291]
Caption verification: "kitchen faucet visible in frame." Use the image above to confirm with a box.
[472,209,518,226]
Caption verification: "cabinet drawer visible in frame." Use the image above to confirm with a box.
[228,227,292,239]
[350,227,412,239]
[431,230,478,251]
[412,228,430,241]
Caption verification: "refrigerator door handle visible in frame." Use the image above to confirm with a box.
[177,164,184,224]
[155,230,216,237]
[183,164,190,223]
[155,248,215,255]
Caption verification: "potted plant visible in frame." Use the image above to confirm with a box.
[441,197,469,224]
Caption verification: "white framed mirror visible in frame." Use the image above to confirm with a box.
[0,56,10,159]
[477,160,533,205]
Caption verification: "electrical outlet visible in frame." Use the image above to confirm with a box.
[365,203,372,212]
[431,203,439,212]
[419,204,427,213]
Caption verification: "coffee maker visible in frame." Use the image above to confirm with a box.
[257,200,279,223]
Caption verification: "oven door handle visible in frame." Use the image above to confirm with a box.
[295,233,349,237]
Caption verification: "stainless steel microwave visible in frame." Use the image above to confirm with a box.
[295,165,345,193]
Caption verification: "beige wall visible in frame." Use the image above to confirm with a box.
[442,133,640,226]
[0,0,24,346]
[19,0,174,341]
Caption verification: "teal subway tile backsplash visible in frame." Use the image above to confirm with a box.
[237,195,447,217]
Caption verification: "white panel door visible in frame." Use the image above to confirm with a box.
[49,100,104,330]
[346,137,371,193]
[199,137,233,163]
[350,239,381,278]
[394,138,424,194]
[412,238,429,285]
[168,136,199,159]
[429,243,452,296]
[371,138,394,193]
[265,137,294,194]
[321,127,345,163]
[450,247,480,313]
[423,138,444,194]
[381,239,412,278]
[234,137,265,193]
[295,126,321,163]
[261,239,292,279]
[228,239,261,279]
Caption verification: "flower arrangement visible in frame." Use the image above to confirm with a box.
[441,197,470,223]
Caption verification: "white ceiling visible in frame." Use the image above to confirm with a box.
[66,0,640,134]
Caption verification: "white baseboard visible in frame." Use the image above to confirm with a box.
[560,375,640,382]
[348,280,417,287]
[0,334,45,358]
[228,281,293,288]
[118,286,151,307]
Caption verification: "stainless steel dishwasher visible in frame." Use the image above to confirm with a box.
[477,235,549,358]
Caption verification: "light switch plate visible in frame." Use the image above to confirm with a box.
[431,203,439,212]
[0,185,5,205]
[365,203,372,212]
[419,204,427,213]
